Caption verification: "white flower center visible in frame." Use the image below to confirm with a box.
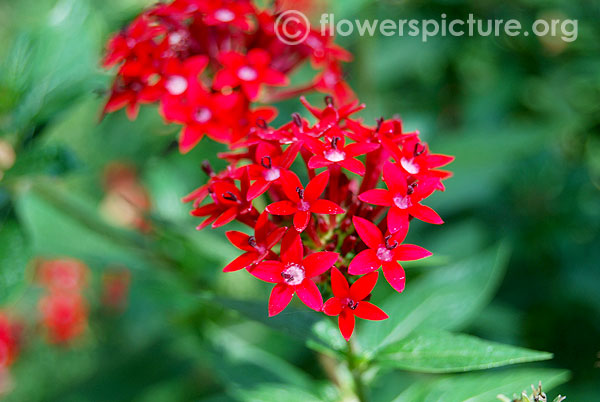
[214,9,235,22]
[169,32,183,46]
[238,66,258,81]
[263,167,280,182]
[324,149,346,162]
[401,157,420,175]
[297,200,311,212]
[376,246,393,262]
[281,263,305,286]
[194,107,212,123]
[393,194,411,209]
[166,75,188,95]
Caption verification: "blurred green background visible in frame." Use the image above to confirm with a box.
[0,0,598,400]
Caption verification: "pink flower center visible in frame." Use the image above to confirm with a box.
[168,32,183,46]
[281,263,305,286]
[166,75,188,95]
[324,149,346,162]
[401,157,420,175]
[297,200,311,212]
[194,107,212,123]
[393,194,411,209]
[376,246,393,262]
[263,167,280,182]
[238,66,258,81]
[214,8,235,22]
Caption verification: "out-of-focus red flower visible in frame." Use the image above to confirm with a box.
[323,268,388,340]
[101,268,132,312]
[38,292,87,345]
[0,313,20,369]
[36,258,88,292]
[250,234,338,316]
[348,217,431,293]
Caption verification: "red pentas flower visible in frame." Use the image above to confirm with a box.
[36,258,88,292]
[224,212,286,272]
[39,292,88,345]
[323,268,388,340]
[359,161,443,234]
[0,312,20,369]
[349,217,432,293]
[305,135,379,176]
[251,234,338,316]
[214,49,289,100]
[266,170,344,232]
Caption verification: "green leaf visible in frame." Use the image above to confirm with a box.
[392,368,570,402]
[375,330,552,373]
[0,220,31,303]
[360,244,510,355]
[234,384,327,402]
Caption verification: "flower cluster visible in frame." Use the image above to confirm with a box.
[184,96,453,340]
[102,0,351,153]
[36,259,90,344]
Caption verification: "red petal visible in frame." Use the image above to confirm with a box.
[427,154,454,168]
[358,189,390,206]
[179,125,205,154]
[196,215,218,230]
[410,203,444,224]
[323,297,343,316]
[213,68,238,89]
[382,261,406,293]
[394,244,432,261]
[383,161,407,194]
[280,231,303,264]
[225,231,253,251]
[303,251,338,278]
[308,155,333,170]
[280,171,302,202]
[247,179,271,201]
[254,211,270,244]
[293,211,311,232]
[350,271,379,301]
[266,201,297,215]
[223,252,258,272]
[211,207,238,228]
[304,170,329,202]
[339,158,365,176]
[264,69,289,86]
[387,207,409,234]
[345,142,380,157]
[311,200,344,215]
[268,283,295,316]
[295,279,323,311]
[266,227,287,249]
[330,267,349,298]
[348,249,381,275]
[249,261,284,283]
[353,301,388,321]
[243,82,261,101]
[352,216,384,249]
[338,309,355,341]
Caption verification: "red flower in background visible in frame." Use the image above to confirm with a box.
[323,268,388,340]
[36,259,88,292]
[0,313,20,369]
[39,292,88,345]
[102,268,132,312]
[250,234,338,316]
[214,49,289,100]
[359,161,443,234]
[349,217,431,293]
[266,170,344,232]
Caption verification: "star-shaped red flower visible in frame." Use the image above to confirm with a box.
[323,268,388,340]
[305,135,379,176]
[223,212,286,272]
[214,49,289,100]
[251,234,339,316]
[246,141,301,201]
[265,170,344,232]
[359,161,443,234]
[348,216,431,293]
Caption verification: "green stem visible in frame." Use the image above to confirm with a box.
[347,339,369,402]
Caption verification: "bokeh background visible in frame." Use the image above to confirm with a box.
[0,0,598,400]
